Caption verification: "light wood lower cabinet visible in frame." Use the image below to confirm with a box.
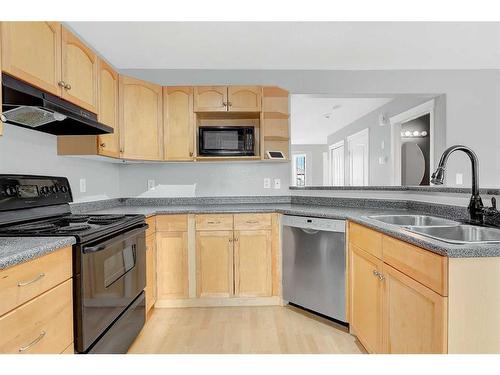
[196,230,234,297]
[156,231,188,299]
[234,230,272,297]
[349,244,383,354]
[348,221,448,354]
[0,279,73,354]
[145,233,157,313]
[382,263,447,354]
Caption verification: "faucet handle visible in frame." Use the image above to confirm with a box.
[491,197,497,210]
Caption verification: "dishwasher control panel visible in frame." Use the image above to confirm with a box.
[281,215,345,232]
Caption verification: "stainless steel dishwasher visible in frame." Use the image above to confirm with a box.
[282,215,346,323]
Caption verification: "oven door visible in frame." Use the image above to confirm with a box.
[74,225,146,353]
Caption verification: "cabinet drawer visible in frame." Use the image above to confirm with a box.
[196,214,233,231]
[156,214,188,232]
[0,279,73,354]
[145,216,156,236]
[348,222,383,259]
[234,213,272,230]
[0,246,72,316]
[382,236,448,296]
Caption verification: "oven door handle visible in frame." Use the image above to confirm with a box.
[82,224,148,253]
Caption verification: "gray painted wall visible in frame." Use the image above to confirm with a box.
[122,68,500,188]
[326,96,442,185]
[0,125,121,202]
[290,144,328,186]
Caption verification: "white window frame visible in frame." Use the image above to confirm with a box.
[292,153,307,187]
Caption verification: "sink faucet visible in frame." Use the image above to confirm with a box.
[431,145,484,224]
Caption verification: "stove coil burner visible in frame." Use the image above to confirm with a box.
[64,215,90,223]
[57,224,92,233]
[88,215,126,225]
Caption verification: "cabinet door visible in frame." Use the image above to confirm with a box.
[61,27,98,113]
[1,22,62,95]
[194,86,227,112]
[119,75,163,160]
[97,58,119,157]
[349,244,384,353]
[234,230,272,297]
[164,87,194,160]
[196,231,233,297]
[145,234,157,312]
[156,231,188,299]
[228,86,262,112]
[382,264,447,354]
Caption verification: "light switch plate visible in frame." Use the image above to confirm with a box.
[456,173,463,185]
[273,178,281,189]
[264,178,271,189]
[79,178,86,193]
[147,179,155,190]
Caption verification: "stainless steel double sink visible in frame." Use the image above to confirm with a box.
[367,214,500,244]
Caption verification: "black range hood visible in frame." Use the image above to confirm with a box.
[1,74,113,135]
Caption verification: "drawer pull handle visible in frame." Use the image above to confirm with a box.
[207,221,221,224]
[19,331,46,352]
[246,220,259,224]
[18,273,45,287]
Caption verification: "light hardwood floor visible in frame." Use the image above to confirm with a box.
[128,306,366,354]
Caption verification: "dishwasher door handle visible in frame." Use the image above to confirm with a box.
[300,228,320,235]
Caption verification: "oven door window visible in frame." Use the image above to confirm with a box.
[103,245,136,288]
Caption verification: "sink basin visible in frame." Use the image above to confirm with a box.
[368,214,459,227]
[407,224,500,244]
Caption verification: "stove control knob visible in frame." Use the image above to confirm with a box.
[41,186,50,195]
[59,186,68,193]
[4,186,17,196]
[50,186,58,194]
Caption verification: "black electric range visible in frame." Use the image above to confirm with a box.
[0,174,147,354]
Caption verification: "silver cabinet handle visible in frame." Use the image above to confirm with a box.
[19,331,46,352]
[372,270,379,277]
[378,273,385,281]
[207,221,221,224]
[64,83,72,90]
[222,102,227,107]
[246,220,259,224]
[18,273,45,287]
[100,142,106,148]
[227,102,232,107]
[58,81,66,88]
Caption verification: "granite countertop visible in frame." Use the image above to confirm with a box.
[87,203,500,258]
[0,237,76,270]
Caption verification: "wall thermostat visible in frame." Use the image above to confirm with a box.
[266,151,286,159]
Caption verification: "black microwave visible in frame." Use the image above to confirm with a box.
[198,126,255,156]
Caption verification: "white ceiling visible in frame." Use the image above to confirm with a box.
[291,96,394,144]
[66,22,500,70]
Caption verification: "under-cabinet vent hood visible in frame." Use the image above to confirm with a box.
[1,74,113,135]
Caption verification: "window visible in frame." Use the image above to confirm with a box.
[293,154,307,187]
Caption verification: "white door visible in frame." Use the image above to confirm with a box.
[347,129,369,186]
[329,141,345,186]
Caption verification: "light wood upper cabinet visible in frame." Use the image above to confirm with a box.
[156,231,189,299]
[234,230,272,297]
[194,86,228,112]
[164,87,194,160]
[196,231,234,297]
[61,27,98,113]
[349,244,384,354]
[119,75,163,160]
[97,58,119,157]
[1,22,62,96]
[145,234,157,313]
[228,86,261,112]
[382,264,447,354]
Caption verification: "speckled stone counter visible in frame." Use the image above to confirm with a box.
[85,202,500,258]
[0,237,76,270]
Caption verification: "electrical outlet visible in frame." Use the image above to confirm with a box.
[456,173,463,185]
[264,178,271,189]
[273,178,281,189]
[147,179,155,190]
[79,178,86,193]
